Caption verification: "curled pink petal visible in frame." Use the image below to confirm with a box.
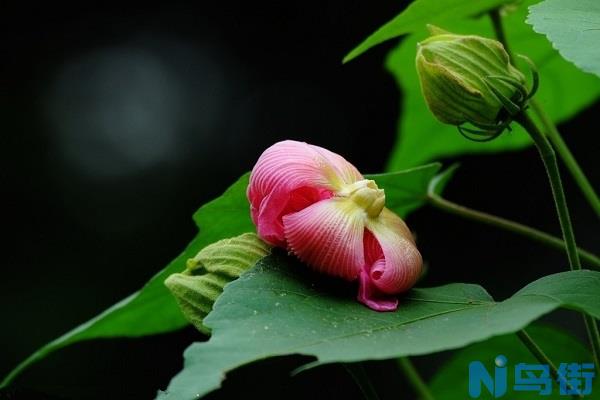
[356,229,399,311]
[283,198,364,280]
[358,266,399,311]
[248,140,362,245]
[365,209,422,295]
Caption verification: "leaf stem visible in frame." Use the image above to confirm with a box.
[344,363,381,400]
[516,111,600,373]
[529,100,600,218]
[489,8,600,219]
[426,190,600,269]
[515,113,580,268]
[517,330,582,399]
[583,316,600,372]
[396,357,435,400]
[490,9,509,54]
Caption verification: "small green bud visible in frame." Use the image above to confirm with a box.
[164,273,226,334]
[416,25,528,130]
[165,232,271,334]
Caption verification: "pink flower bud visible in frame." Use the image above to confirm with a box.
[247,140,422,311]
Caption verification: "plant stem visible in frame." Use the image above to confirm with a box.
[426,192,600,269]
[517,330,582,399]
[516,111,600,372]
[515,113,580,268]
[396,357,435,400]
[344,363,381,400]
[490,9,509,54]
[530,100,600,218]
[490,9,600,219]
[583,316,600,371]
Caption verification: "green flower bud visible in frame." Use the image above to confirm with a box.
[165,232,271,334]
[416,25,528,130]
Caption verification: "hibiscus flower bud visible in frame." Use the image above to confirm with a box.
[247,140,423,311]
[416,25,529,133]
[165,233,271,333]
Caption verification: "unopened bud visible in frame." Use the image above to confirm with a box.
[165,233,271,333]
[416,26,529,132]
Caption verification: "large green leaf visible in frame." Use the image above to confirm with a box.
[385,0,600,170]
[1,163,442,387]
[158,255,600,399]
[527,0,600,78]
[343,0,514,63]
[430,324,595,399]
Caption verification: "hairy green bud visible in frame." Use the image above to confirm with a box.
[165,232,271,334]
[416,25,528,130]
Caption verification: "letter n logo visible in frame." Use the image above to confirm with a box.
[468,355,507,398]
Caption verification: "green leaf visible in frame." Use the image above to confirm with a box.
[343,0,514,63]
[430,324,595,399]
[527,0,600,78]
[364,163,441,217]
[0,173,255,388]
[158,256,600,399]
[384,0,600,170]
[1,163,443,387]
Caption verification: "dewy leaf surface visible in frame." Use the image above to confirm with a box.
[384,0,600,170]
[2,163,442,386]
[430,324,595,399]
[343,0,514,63]
[527,0,600,78]
[158,255,600,399]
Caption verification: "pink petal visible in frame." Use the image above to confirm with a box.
[357,266,399,311]
[252,186,332,247]
[282,198,364,280]
[364,208,422,295]
[356,229,400,311]
[248,140,362,245]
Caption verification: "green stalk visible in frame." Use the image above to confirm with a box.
[517,330,582,399]
[490,9,600,219]
[515,113,580,268]
[426,190,600,269]
[396,357,435,400]
[516,111,600,371]
[344,363,381,400]
[530,100,600,218]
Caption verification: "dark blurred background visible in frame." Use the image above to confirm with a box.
[1,1,599,399]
